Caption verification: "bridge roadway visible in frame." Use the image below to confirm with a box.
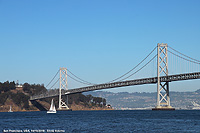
[30,72,200,101]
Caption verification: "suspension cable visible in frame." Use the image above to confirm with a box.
[168,46,200,62]
[46,70,59,88]
[49,78,60,90]
[66,46,157,84]
[107,46,157,83]
[67,74,95,85]
[119,54,157,81]
[67,69,95,85]
[168,50,200,65]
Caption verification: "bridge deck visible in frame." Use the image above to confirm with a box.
[30,72,200,100]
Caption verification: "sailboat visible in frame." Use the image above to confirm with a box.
[47,99,56,113]
[8,105,13,112]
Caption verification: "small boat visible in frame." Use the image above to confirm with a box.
[47,99,56,113]
[8,105,13,112]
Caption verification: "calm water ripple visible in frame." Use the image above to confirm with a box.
[0,110,200,132]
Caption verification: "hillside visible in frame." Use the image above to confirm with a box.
[0,81,111,112]
[85,90,200,109]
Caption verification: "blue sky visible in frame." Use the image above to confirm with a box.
[0,0,200,92]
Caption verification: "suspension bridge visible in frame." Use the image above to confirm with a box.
[30,43,200,110]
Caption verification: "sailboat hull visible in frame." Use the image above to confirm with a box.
[47,111,56,113]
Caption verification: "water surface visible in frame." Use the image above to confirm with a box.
[0,110,200,132]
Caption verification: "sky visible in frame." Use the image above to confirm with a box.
[0,0,200,93]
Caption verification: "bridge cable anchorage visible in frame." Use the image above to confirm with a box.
[168,46,200,63]
[46,70,59,88]
[67,69,96,85]
[107,46,157,83]
[168,50,200,65]
[119,54,157,81]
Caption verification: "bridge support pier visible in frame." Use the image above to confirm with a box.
[58,68,70,110]
[153,43,175,110]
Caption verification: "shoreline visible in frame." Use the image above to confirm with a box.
[0,108,114,113]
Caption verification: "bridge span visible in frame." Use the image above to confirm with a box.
[30,72,200,101]
[30,43,200,110]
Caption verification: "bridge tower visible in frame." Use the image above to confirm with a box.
[153,43,175,110]
[58,67,69,110]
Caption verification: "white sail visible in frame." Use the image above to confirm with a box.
[8,105,13,112]
[47,99,56,113]
[53,104,56,111]
[49,99,54,110]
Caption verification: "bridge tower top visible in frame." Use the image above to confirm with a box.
[59,67,68,91]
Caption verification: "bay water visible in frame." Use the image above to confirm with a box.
[0,110,200,132]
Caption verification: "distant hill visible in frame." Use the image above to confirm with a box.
[195,89,200,93]
[84,89,200,109]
